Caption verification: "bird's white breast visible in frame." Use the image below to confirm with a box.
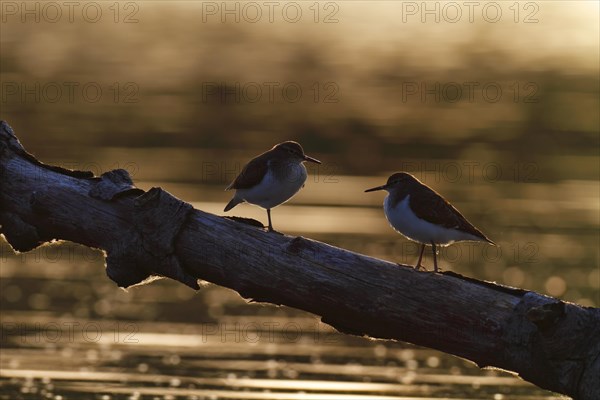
[237,162,307,209]
[383,195,482,246]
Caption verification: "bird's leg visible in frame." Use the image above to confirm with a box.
[431,241,438,272]
[266,209,274,232]
[414,243,426,271]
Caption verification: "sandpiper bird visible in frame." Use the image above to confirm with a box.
[365,172,494,272]
[224,141,321,232]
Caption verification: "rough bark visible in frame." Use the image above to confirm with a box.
[0,121,598,399]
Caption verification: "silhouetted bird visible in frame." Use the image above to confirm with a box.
[366,172,494,271]
[225,141,321,232]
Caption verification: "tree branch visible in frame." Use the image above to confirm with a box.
[0,121,598,399]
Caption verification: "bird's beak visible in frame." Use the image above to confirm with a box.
[365,184,386,193]
[303,155,321,164]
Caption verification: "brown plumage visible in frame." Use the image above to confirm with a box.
[224,141,321,231]
[366,172,495,272]
[226,151,270,190]
[386,173,493,244]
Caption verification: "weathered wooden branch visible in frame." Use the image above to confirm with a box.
[0,121,598,399]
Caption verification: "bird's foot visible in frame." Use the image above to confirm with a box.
[414,264,428,272]
[266,227,284,235]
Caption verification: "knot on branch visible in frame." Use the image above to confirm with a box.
[500,292,564,389]
[527,301,566,331]
[287,236,310,254]
[105,187,200,290]
[89,169,144,200]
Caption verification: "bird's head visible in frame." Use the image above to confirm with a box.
[273,141,321,164]
[365,172,416,193]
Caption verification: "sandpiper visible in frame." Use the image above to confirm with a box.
[365,172,494,272]
[224,141,321,232]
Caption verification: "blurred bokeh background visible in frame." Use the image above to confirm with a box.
[1,1,598,398]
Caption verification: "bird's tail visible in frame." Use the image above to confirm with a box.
[224,196,243,212]
[484,236,497,246]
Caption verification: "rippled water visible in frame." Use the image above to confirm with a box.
[0,313,569,400]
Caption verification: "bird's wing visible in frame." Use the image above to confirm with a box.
[408,186,490,241]
[226,153,269,190]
